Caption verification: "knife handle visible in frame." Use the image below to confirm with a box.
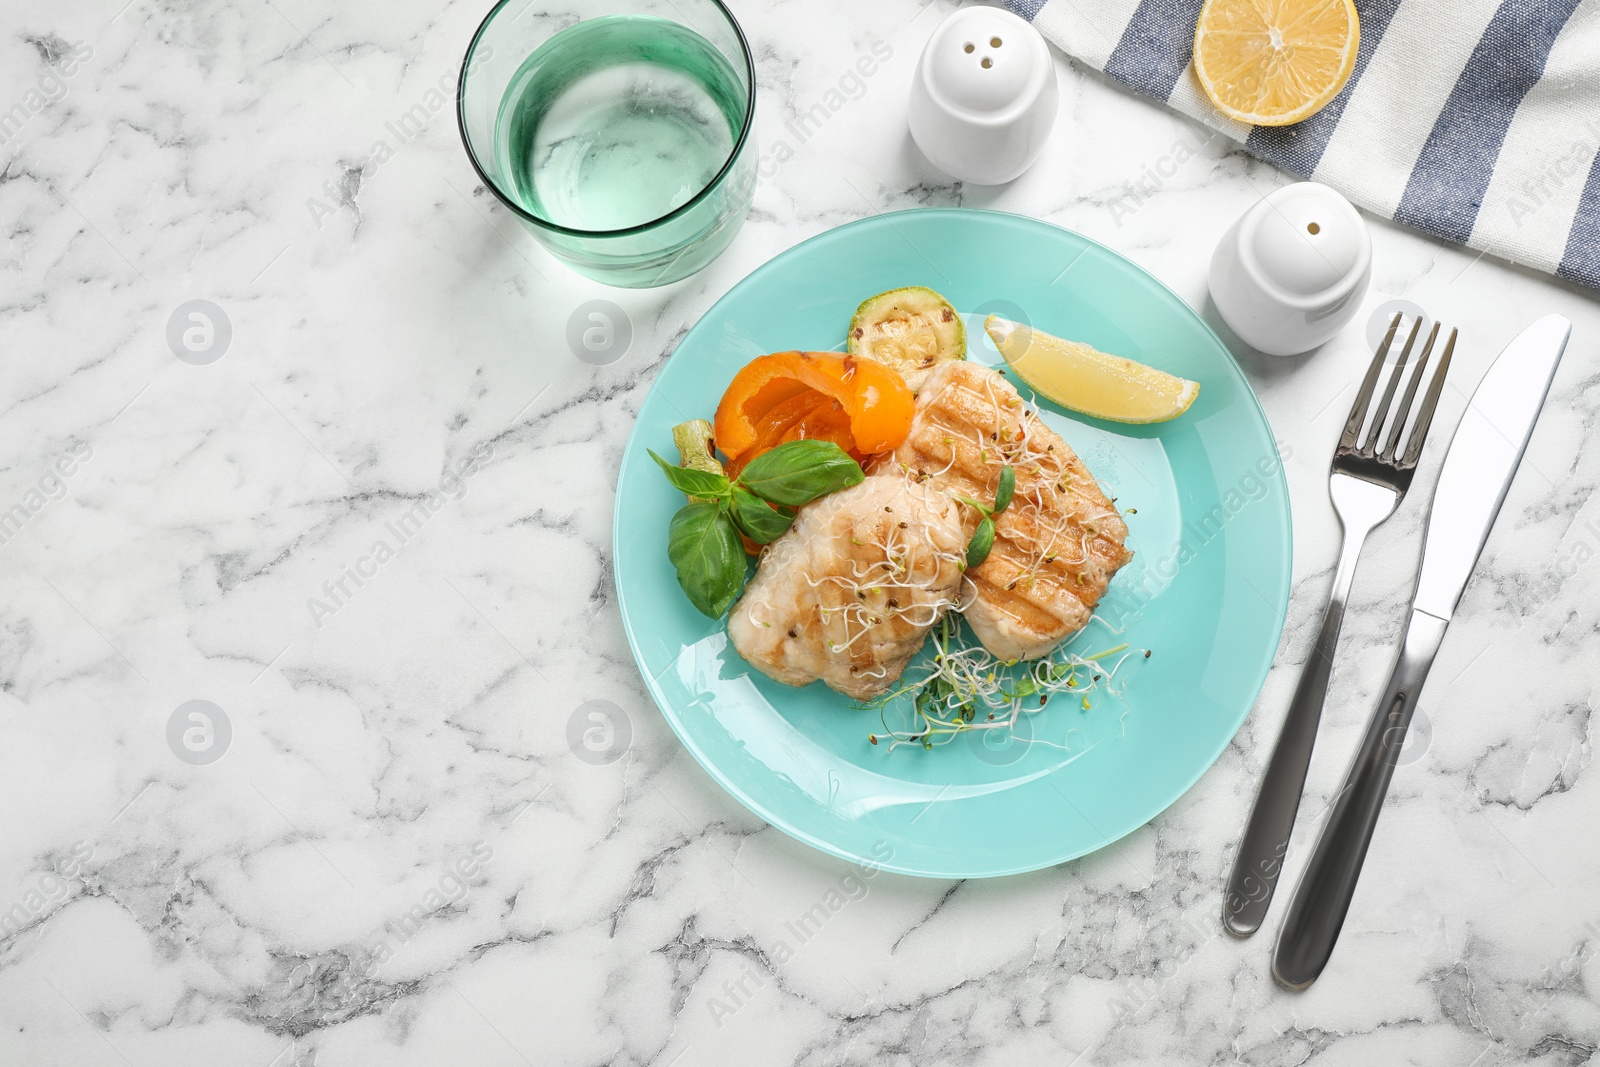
[1272,608,1449,989]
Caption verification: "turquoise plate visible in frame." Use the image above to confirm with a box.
[613,209,1290,878]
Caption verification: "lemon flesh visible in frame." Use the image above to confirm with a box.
[1193,0,1359,127]
[986,316,1199,424]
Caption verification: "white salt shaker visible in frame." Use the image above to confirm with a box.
[908,7,1058,186]
[1209,182,1372,356]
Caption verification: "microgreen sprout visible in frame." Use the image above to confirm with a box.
[958,463,1014,569]
[854,614,1146,754]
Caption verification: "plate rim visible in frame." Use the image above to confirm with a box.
[612,206,1292,878]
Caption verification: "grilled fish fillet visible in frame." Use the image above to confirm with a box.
[879,360,1133,661]
[728,474,966,700]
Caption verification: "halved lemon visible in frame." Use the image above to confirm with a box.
[987,316,1199,424]
[1193,0,1359,127]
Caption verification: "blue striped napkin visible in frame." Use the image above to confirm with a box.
[1002,0,1600,289]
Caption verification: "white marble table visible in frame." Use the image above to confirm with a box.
[2,1,1597,1064]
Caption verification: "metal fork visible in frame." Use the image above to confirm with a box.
[1222,314,1456,937]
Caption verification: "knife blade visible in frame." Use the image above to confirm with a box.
[1413,313,1571,621]
[1273,313,1570,989]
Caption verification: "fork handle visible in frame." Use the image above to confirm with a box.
[1221,520,1373,937]
[1272,608,1449,987]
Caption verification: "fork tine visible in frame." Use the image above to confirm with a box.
[1361,316,1422,453]
[1381,321,1441,461]
[1400,327,1457,468]
[1340,314,1403,451]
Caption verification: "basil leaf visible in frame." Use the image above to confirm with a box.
[651,449,730,499]
[667,502,744,617]
[993,464,1016,515]
[729,487,796,544]
[736,440,864,507]
[965,517,995,569]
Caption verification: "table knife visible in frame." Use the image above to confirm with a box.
[1272,313,1571,989]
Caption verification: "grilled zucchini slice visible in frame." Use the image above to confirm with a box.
[846,286,965,389]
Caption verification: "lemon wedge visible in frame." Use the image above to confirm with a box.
[1193,0,1359,127]
[986,316,1199,424]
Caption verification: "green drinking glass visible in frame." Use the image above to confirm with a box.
[457,0,757,288]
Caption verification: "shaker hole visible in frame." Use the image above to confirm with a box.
[991,36,1003,47]
[1307,221,1321,235]
[964,42,975,53]
[981,56,993,68]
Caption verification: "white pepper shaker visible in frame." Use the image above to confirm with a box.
[1209,182,1372,356]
